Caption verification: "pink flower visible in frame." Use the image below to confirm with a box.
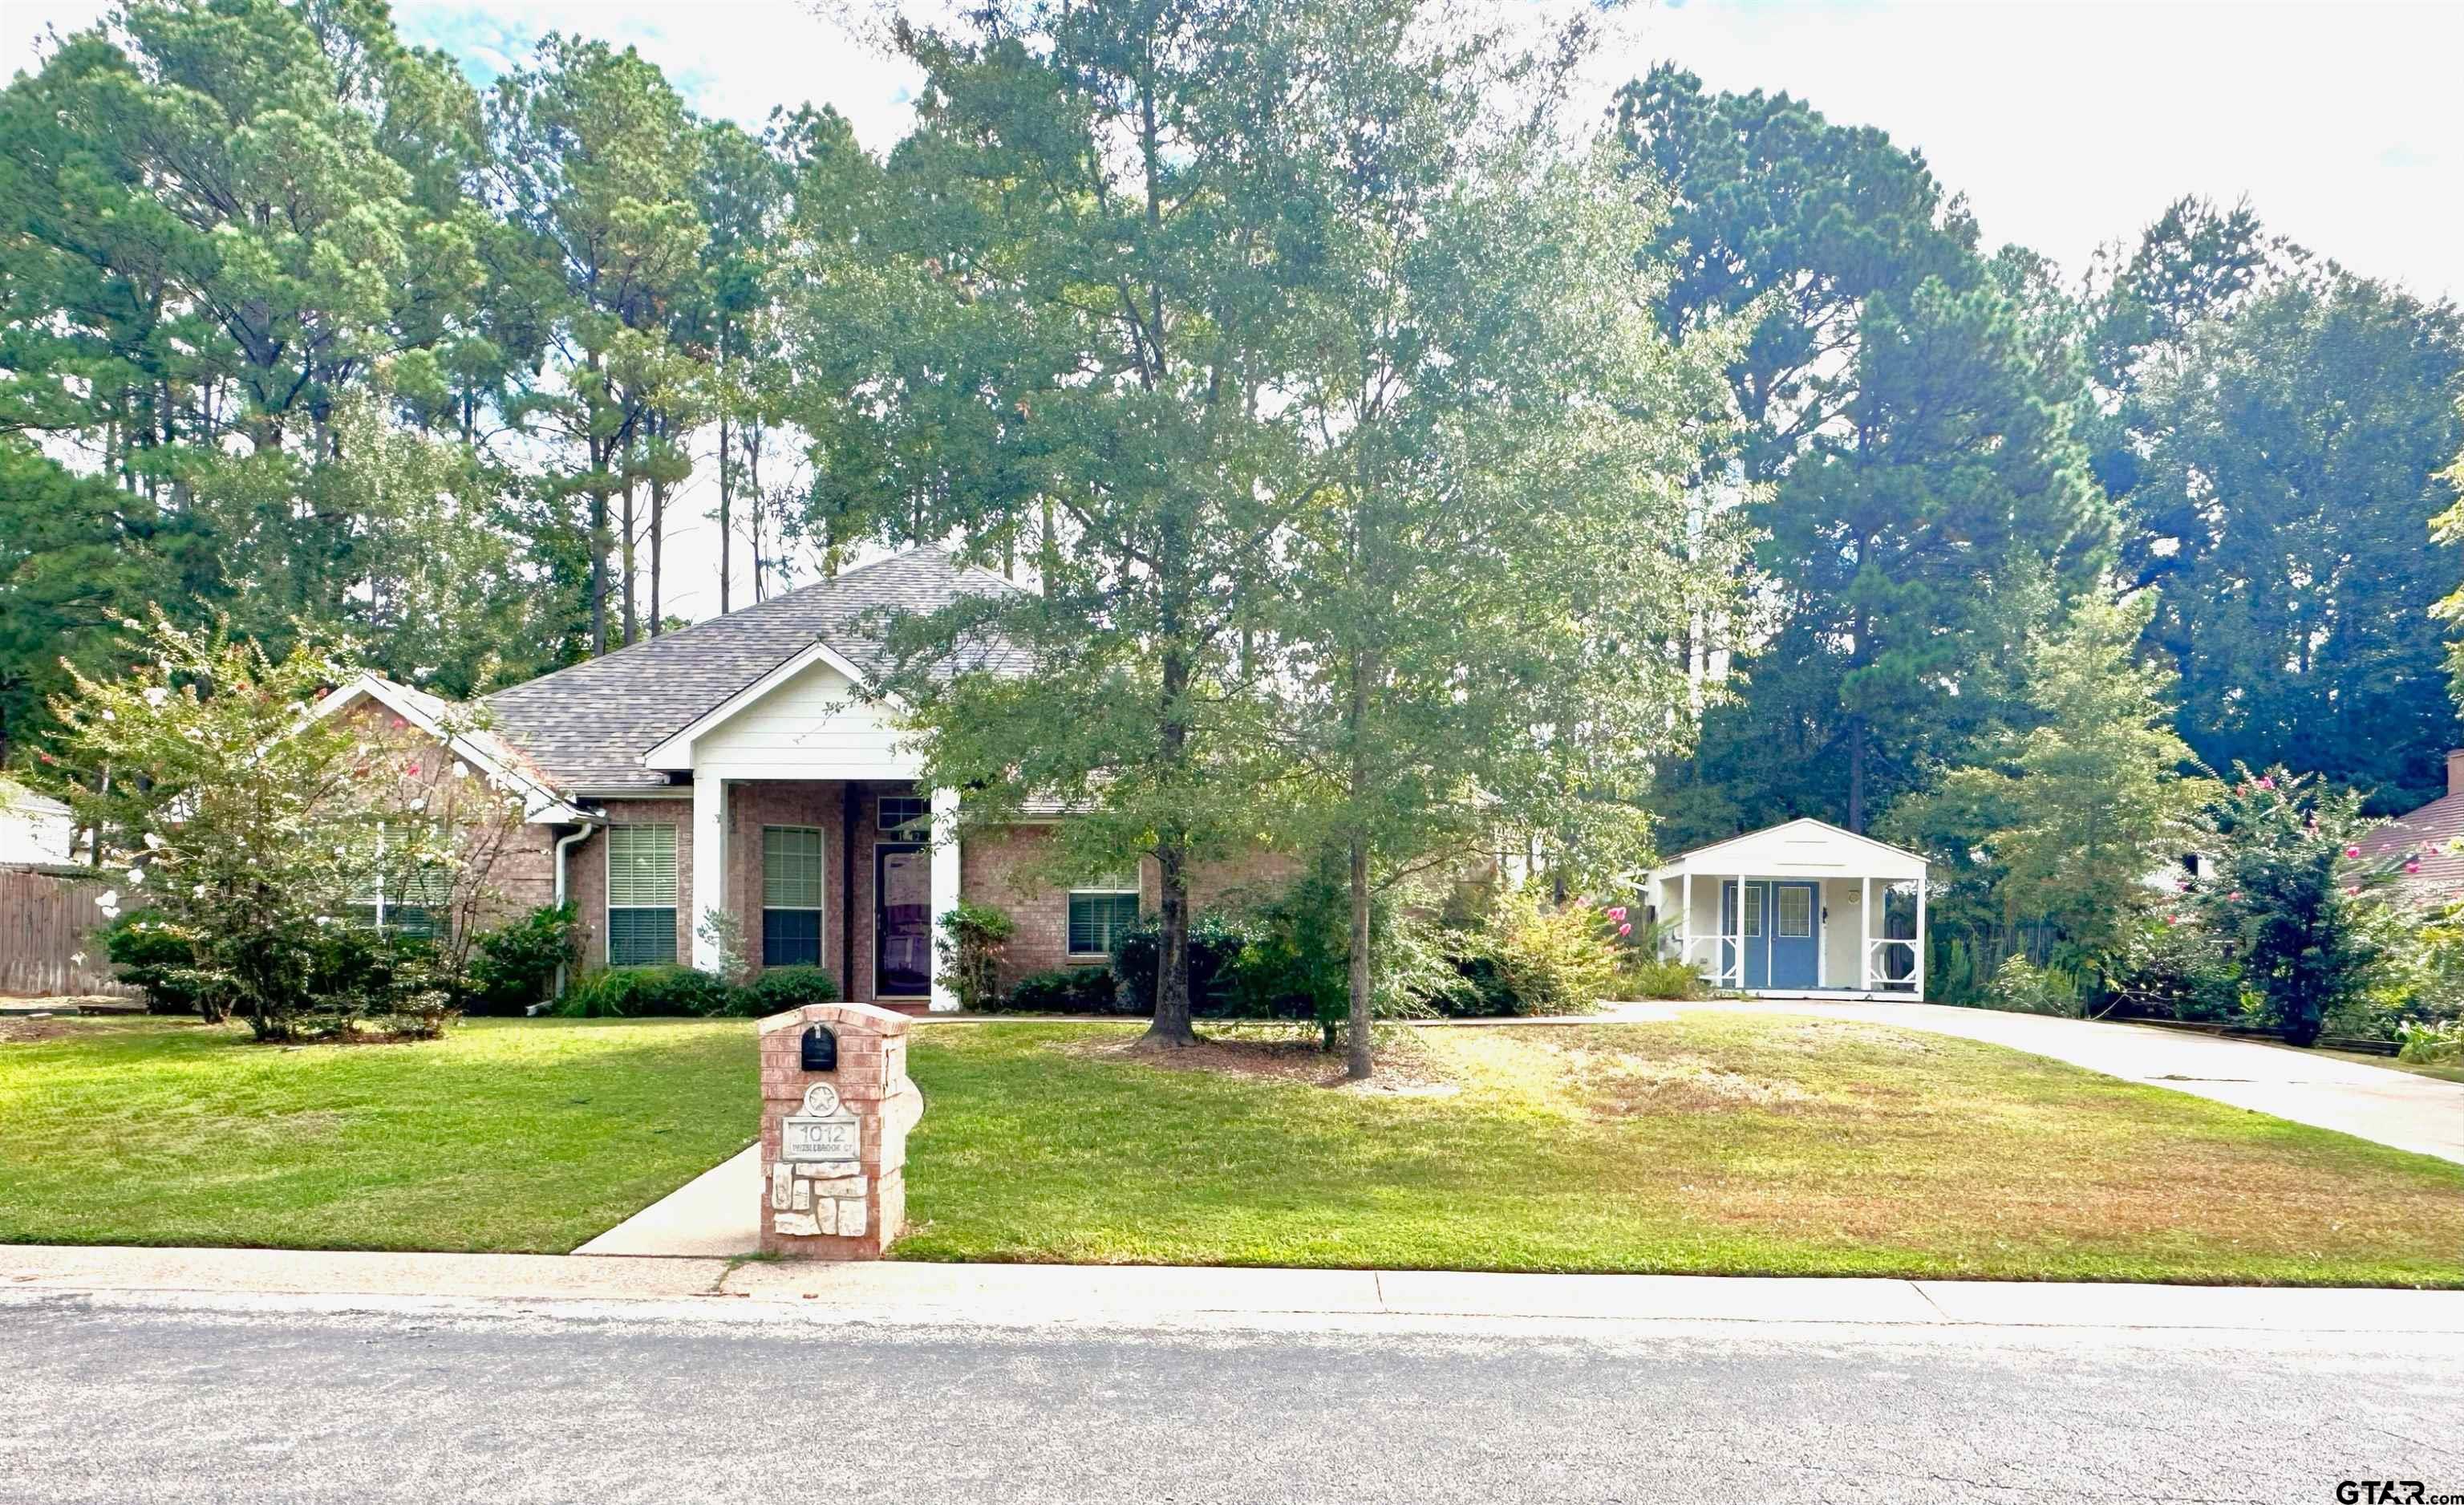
[406,763,420,777]
[2344,845,2361,859]
[2405,859,2421,875]
[2227,891,2242,902]
[2256,776,2275,790]
[2164,914,2178,926]
[1606,907,1627,921]
[1617,923,1632,937]
[2345,886,2361,897]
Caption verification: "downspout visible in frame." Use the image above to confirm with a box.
[534,823,594,1014]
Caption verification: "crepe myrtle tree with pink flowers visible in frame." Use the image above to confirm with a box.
[2182,764,2401,1047]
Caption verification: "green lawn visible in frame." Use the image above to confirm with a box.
[5,1012,2462,1284]
[0,1016,757,1253]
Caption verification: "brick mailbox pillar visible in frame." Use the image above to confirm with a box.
[757,1001,922,1258]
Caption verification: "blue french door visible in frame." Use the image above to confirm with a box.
[1721,881,1820,989]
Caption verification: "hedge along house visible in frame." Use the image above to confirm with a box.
[321,548,1277,1012]
[1644,819,1931,999]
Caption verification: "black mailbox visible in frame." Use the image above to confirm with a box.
[800,1024,837,1073]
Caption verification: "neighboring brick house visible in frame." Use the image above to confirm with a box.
[2360,748,2464,907]
[318,548,1286,1010]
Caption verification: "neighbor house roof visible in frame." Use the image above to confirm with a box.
[2359,792,2464,901]
[483,547,1023,794]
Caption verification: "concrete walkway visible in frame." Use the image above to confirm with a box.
[574,1146,760,1256]
[1668,1000,2464,1165]
[6,1243,2460,1337]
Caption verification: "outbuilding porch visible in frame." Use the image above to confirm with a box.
[1644,819,1929,1000]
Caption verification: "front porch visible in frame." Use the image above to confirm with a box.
[1644,819,1930,1000]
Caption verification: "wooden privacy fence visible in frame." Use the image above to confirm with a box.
[0,866,140,999]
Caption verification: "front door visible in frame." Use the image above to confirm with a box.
[1722,880,1821,990]
[1767,881,1819,988]
[874,842,930,998]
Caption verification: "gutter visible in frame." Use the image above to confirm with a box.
[530,822,598,1015]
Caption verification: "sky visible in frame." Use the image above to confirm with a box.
[7,0,2460,623]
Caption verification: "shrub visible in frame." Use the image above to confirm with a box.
[1982,955,2084,1017]
[1111,911,1256,1018]
[465,903,580,1015]
[1465,884,1618,1016]
[2397,1019,2463,1065]
[1225,867,1465,1045]
[556,964,740,1018]
[736,965,841,1016]
[997,966,1121,1015]
[1619,955,1709,1002]
[99,910,217,1018]
[937,903,1015,1012]
[2108,914,2243,1021]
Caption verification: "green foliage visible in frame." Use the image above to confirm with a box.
[1981,955,2085,1018]
[1618,955,1712,1003]
[2107,915,2246,1024]
[1110,914,1259,1022]
[467,905,581,1016]
[737,966,842,1016]
[2397,1020,2464,1066]
[990,968,1122,1016]
[1461,885,1619,1017]
[42,615,521,1041]
[555,965,738,1019]
[99,911,214,1019]
[935,902,1015,1014]
[2189,765,2398,1046]
[1883,590,2211,980]
[2127,264,2464,809]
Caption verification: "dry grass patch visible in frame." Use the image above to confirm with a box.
[1048,1022,1460,1095]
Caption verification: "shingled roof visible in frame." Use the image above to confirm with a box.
[483,547,1022,794]
[2360,788,2464,903]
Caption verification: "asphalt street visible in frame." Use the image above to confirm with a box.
[2,1292,2457,1504]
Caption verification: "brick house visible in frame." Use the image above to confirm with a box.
[319,548,1285,1012]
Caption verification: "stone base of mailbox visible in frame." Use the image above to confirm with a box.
[756,1000,921,1260]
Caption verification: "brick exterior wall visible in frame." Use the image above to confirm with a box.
[536,780,1297,1001]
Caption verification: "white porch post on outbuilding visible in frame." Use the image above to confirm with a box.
[926,785,962,1012]
[690,769,727,972]
[1860,875,1873,993]
[1680,871,1693,980]
[1913,874,1927,1001]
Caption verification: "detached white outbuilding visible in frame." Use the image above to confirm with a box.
[1644,818,1929,999]
[0,778,77,866]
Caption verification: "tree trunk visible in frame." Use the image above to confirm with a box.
[1847,713,1867,834]
[717,403,733,616]
[649,442,667,640]
[620,474,640,647]
[1142,641,1198,1049]
[589,481,609,658]
[1346,831,1372,1080]
[1145,841,1198,1047]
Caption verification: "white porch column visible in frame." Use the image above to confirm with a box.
[1680,871,1693,977]
[690,770,727,972]
[1913,874,1927,1001]
[926,785,962,1012]
[1859,875,1873,993]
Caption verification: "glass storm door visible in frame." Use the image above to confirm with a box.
[874,843,932,998]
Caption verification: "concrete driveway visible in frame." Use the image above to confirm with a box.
[1673,1000,2464,1166]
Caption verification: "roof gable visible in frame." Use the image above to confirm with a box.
[1652,817,1927,881]
[481,547,1022,793]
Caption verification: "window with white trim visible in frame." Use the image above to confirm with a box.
[1739,883,1763,937]
[1067,869,1141,957]
[350,868,446,939]
[762,826,825,968]
[606,825,679,966]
